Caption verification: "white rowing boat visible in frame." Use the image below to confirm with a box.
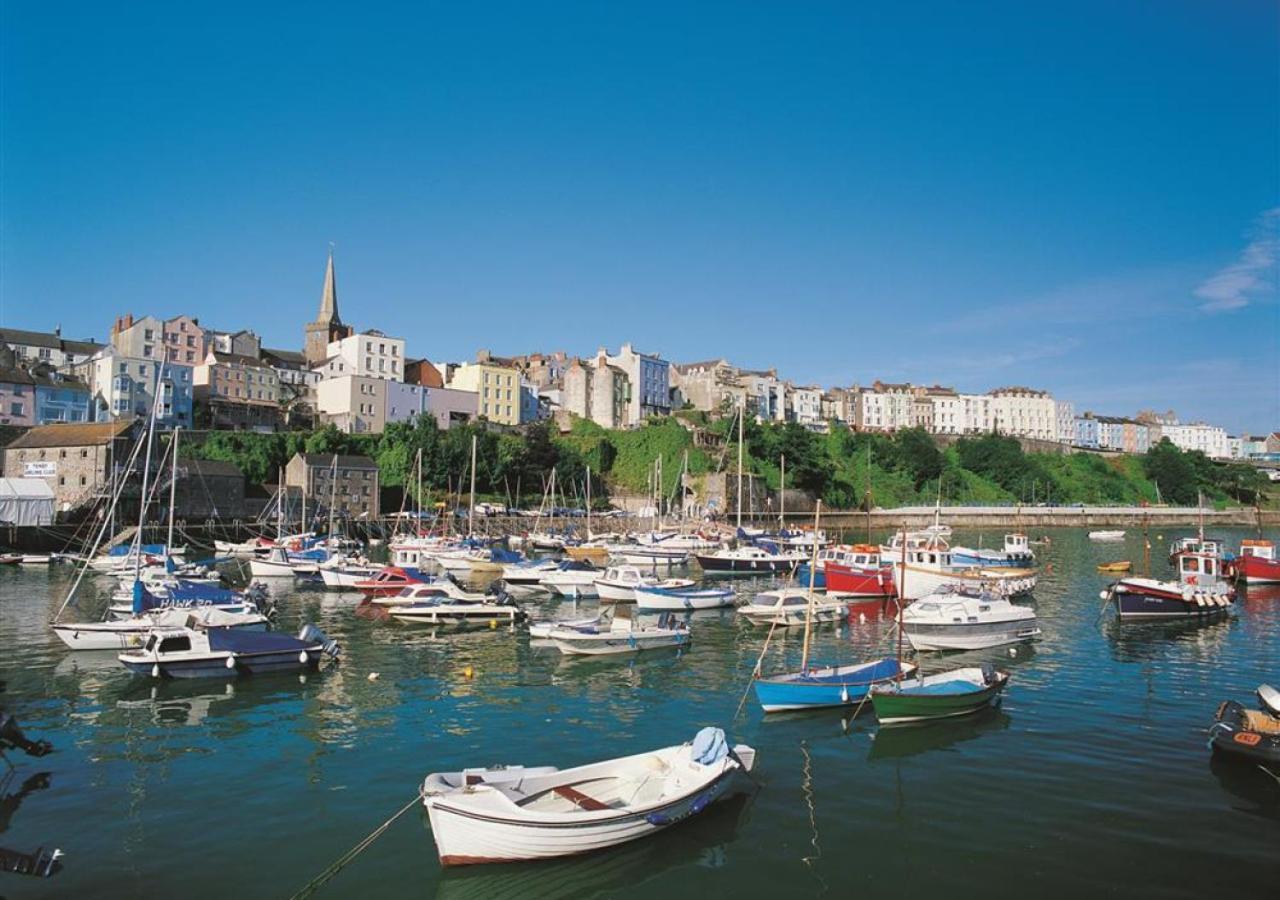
[421,727,755,866]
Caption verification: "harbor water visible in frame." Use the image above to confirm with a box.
[1,527,1277,898]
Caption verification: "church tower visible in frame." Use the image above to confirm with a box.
[304,247,353,365]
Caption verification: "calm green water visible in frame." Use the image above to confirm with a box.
[1,528,1277,899]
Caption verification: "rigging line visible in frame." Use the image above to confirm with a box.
[798,741,828,895]
[288,791,424,900]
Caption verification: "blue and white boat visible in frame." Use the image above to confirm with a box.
[754,657,917,713]
[949,533,1035,568]
[118,623,339,679]
[633,584,735,611]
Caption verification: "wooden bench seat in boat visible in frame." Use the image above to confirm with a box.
[551,784,611,811]
[1241,710,1280,735]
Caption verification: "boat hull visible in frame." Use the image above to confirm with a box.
[550,631,688,655]
[390,607,523,625]
[871,676,1006,724]
[904,619,1041,651]
[1112,583,1233,620]
[824,564,896,599]
[1233,555,1280,584]
[425,766,737,865]
[695,556,798,573]
[754,659,915,712]
[120,650,321,679]
[633,588,734,611]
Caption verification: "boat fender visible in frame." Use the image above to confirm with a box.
[840,687,849,703]
[1098,590,1109,602]
[225,654,237,670]
[299,651,309,664]
[151,664,160,678]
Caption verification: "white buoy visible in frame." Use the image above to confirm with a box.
[1009,647,1017,658]
[225,655,237,670]
[298,650,309,664]
[151,664,160,678]
[367,672,380,681]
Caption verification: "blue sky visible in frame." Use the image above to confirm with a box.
[2,1,1276,433]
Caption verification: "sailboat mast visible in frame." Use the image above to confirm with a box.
[799,500,822,672]
[415,447,423,535]
[779,454,785,529]
[736,399,744,530]
[276,469,284,540]
[586,466,592,539]
[865,443,872,544]
[328,454,338,541]
[468,433,477,537]
[133,368,164,583]
[897,523,908,673]
[166,427,180,556]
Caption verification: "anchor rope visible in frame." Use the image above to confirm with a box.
[288,790,424,900]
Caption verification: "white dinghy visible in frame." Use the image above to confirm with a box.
[548,605,688,655]
[421,727,755,866]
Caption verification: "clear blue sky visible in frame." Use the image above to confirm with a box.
[2,1,1277,433]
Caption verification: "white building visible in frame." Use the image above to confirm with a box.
[326,330,405,382]
[958,393,993,435]
[989,386,1057,441]
[1054,400,1075,445]
[110,314,165,361]
[316,375,386,434]
[1159,421,1230,459]
[855,382,915,432]
[790,386,824,428]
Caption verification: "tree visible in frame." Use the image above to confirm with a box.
[893,428,943,490]
[1142,439,1201,505]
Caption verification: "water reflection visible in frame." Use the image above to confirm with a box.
[433,790,756,900]
[867,708,1011,761]
[1103,616,1235,664]
[1208,754,1280,821]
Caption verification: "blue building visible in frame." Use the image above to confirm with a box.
[1074,414,1100,449]
[33,369,92,424]
[607,343,670,423]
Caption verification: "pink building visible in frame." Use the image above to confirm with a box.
[163,315,207,366]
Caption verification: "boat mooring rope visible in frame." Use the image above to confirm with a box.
[288,790,424,900]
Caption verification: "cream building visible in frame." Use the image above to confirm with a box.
[447,357,523,425]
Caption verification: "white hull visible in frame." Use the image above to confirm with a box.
[594,582,638,602]
[390,606,521,625]
[248,558,298,578]
[319,567,379,588]
[737,606,844,627]
[422,737,751,865]
[904,624,1041,651]
[633,589,735,611]
[550,631,688,655]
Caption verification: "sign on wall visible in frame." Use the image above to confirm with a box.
[24,461,57,478]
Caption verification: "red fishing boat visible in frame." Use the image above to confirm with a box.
[353,566,432,599]
[1231,540,1280,584]
[824,545,896,600]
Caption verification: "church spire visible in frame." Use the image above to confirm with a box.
[317,244,340,325]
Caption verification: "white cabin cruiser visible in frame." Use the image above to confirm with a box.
[736,589,847,627]
[901,587,1041,651]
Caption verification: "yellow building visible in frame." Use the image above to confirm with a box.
[447,359,521,425]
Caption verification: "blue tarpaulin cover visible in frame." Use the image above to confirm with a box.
[691,727,728,765]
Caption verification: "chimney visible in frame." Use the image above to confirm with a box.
[477,349,491,362]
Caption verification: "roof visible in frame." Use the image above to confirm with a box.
[674,359,732,373]
[0,327,102,355]
[178,458,243,478]
[0,367,35,386]
[209,351,272,369]
[262,347,308,367]
[0,478,56,500]
[293,452,379,469]
[5,420,131,450]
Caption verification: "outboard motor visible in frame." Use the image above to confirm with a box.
[297,624,341,659]
[980,663,997,685]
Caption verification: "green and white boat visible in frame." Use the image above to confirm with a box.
[869,665,1009,725]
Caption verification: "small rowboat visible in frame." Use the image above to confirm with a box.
[633,585,735,612]
[1088,530,1126,542]
[1096,560,1131,574]
[421,727,755,866]
[870,666,1009,725]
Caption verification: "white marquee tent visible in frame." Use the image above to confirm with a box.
[0,478,56,527]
